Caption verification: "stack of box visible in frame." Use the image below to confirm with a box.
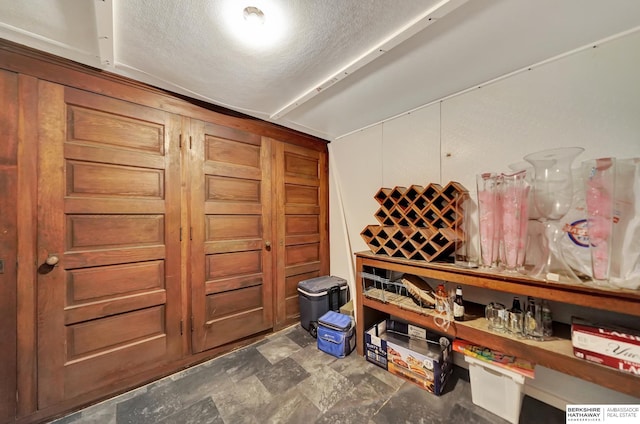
[572,317,640,376]
[364,319,453,395]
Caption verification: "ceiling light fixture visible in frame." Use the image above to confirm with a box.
[221,1,285,49]
[243,6,265,26]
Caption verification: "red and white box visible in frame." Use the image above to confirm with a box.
[571,317,640,376]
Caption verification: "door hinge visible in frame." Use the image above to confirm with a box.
[179,134,182,148]
[189,136,192,149]
[180,227,182,241]
[190,227,193,241]
[180,319,183,335]
[191,316,194,332]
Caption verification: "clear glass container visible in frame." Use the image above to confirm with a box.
[582,157,616,284]
[476,173,501,269]
[524,146,584,283]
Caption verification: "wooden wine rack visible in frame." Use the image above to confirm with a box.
[360,182,468,261]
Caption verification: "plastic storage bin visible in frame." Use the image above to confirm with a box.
[317,311,355,358]
[465,355,525,424]
[298,275,348,337]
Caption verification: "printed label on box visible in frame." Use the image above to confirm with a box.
[573,330,640,375]
[408,323,427,340]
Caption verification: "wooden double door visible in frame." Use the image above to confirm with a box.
[34,83,327,407]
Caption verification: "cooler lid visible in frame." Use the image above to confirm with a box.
[297,275,347,295]
[318,310,353,331]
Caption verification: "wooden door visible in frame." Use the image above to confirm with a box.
[0,69,18,423]
[36,83,183,407]
[190,120,274,352]
[274,142,329,327]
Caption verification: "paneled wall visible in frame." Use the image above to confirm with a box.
[329,30,640,405]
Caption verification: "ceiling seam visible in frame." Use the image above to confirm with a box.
[268,0,469,121]
[334,24,640,141]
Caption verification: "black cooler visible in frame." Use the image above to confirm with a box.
[297,275,349,337]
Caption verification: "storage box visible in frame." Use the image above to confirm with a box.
[571,317,640,376]
[317,311,355,358]
[298,276,349,336]
[364,319,453,395]
[339,299,354,317]
[465,355,525,424]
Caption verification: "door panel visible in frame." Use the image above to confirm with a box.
[275,142,329,326]
[37,83,182,407]
[0,69,18,423]
[191,120,273,353]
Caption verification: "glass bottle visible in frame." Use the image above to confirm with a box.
[542,300,553,337]
[511,296,522,313]
[435,284,447,314]
[453,286,464,321]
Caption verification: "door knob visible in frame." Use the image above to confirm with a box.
[265,241,271,249]
[45,255,60,266]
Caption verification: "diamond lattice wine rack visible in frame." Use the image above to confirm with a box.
[360,182,468,262]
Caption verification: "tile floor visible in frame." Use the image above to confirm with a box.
[50,324,565,424]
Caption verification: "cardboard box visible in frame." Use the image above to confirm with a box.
[571,317,640,376]
[453,339,535,379]
[365,319,453,395]
[339,299,354,317]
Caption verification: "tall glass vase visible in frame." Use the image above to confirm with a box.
[500,170,530,272]
[524,147,584,283]
[582,158,616,284]
[476,173,500,269]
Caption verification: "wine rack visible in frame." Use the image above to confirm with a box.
[360,182,468,261]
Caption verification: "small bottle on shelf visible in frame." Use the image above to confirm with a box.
[511,296,522,313]
[435,283,447,314]
[453,286,465,321]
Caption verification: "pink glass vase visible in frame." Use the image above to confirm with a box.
[583,158,615,283]
[500,170,530,272]
[476,173,500,268]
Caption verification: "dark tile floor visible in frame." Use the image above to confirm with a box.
[50,324,565,424]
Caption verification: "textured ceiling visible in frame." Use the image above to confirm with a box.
[1,0,640,140]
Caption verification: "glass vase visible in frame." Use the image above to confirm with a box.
[582,158,616,284]
[500,170,530,272]
[476,172,501,269]
[524,147,584,283]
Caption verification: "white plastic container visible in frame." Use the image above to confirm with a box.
[464,355,526,424]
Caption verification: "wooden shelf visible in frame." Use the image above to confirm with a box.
[355,251,640,398]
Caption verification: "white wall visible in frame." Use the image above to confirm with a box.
[329,30,640,405]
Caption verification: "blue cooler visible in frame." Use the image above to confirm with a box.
[317,311,355,358]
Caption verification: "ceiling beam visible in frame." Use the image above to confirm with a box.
[94,0,114,68]
[269,0,468,120]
